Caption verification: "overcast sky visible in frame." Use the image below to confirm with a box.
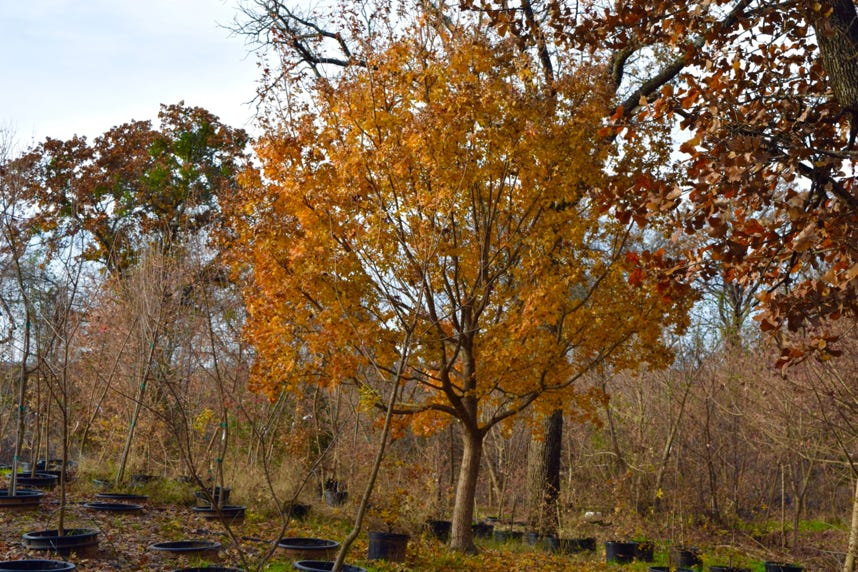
[1,1,261,145]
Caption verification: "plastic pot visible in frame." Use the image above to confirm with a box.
[293,562,365,572]
[471,522,494,539]
[191,505,246,523]
[172,568,243,572]
[323,490,347,506]
[672,546,702,567]
[0,561,76,571]
[277,538,339,560]
[424,520,451,542]
[149,540,222,559]
[84,502,143,513]
[36,460,76,481]
[605,540,638,564]
[284,502,310,520]
[492,529,523,543]
[22,529,99,557]
[0,489,43,511]
[194,487,231,507]
[94,492,148,502]
[557,537,596,554]
[9,473,58,489]
[636,541,655,562]
[764,563,803,572]
[367,532,409,562]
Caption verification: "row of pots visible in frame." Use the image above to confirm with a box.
[648,567,801,572]
[428,524,803,572]
[606,541,802,571]
[0,485,802,572]
[429,519,598,556]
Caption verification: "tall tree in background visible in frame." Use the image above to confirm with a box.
[11,104,250,483]
[463,0,856,552]
[17,103,249,275]
[229,6,692,551]
[474,0,858,361]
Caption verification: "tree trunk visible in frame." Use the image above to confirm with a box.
[809,0,858,115]
[10,306,32,495]
[843,477,858,572]
[526,409,562,536]
[449,426,483,553]
[653,378,692,511]
[116,334,159,485]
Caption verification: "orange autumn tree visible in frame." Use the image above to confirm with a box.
[227,15,691,552]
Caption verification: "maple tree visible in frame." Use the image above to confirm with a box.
[229,6,692,552]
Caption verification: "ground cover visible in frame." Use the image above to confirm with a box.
[0,476,846,571]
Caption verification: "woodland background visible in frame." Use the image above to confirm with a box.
[1,0,858,570]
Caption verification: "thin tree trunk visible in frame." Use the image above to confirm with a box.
[791,459,814,549]
[843,477,858,572]
[604,401,625,474]
[704,396,721,519]
[654,378,692,511]
[31,376,43,477]
[116,333,159,485]
[58,388,68,537]
[332,325,414,572]
[9,302,31,496]
[781,463,786,549]
[483,439,502,517]
[79,323,136,453]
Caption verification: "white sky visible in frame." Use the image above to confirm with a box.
[1,1,261,144]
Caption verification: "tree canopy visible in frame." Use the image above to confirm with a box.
[532,0,858,364]
[15,103,250,275]
[227,8,693,551]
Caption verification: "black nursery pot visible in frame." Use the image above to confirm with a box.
[425,519,452,542]
[556,537,596,554]
[635,541,655,562]
[94,492,148,502]
[323,490,347,506]
[22,529,100,557]
[471,522,494,539]
[0,561,76,571]
[10,473,58,489]
[764,563,803,572]
[366,532,409,562]
[149,540,222,560]
[194,487,231,507]
[492,529,523,543]
[36,459,77,481]
[84,501,143,513]
[605,540,638,564]
[284,502,310,520]
[277,538,340,561]
[172,568,244,572]
[672,546,702,567]
[293,562,366,572]
[0,489,43,511]
[191,505,246,523]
